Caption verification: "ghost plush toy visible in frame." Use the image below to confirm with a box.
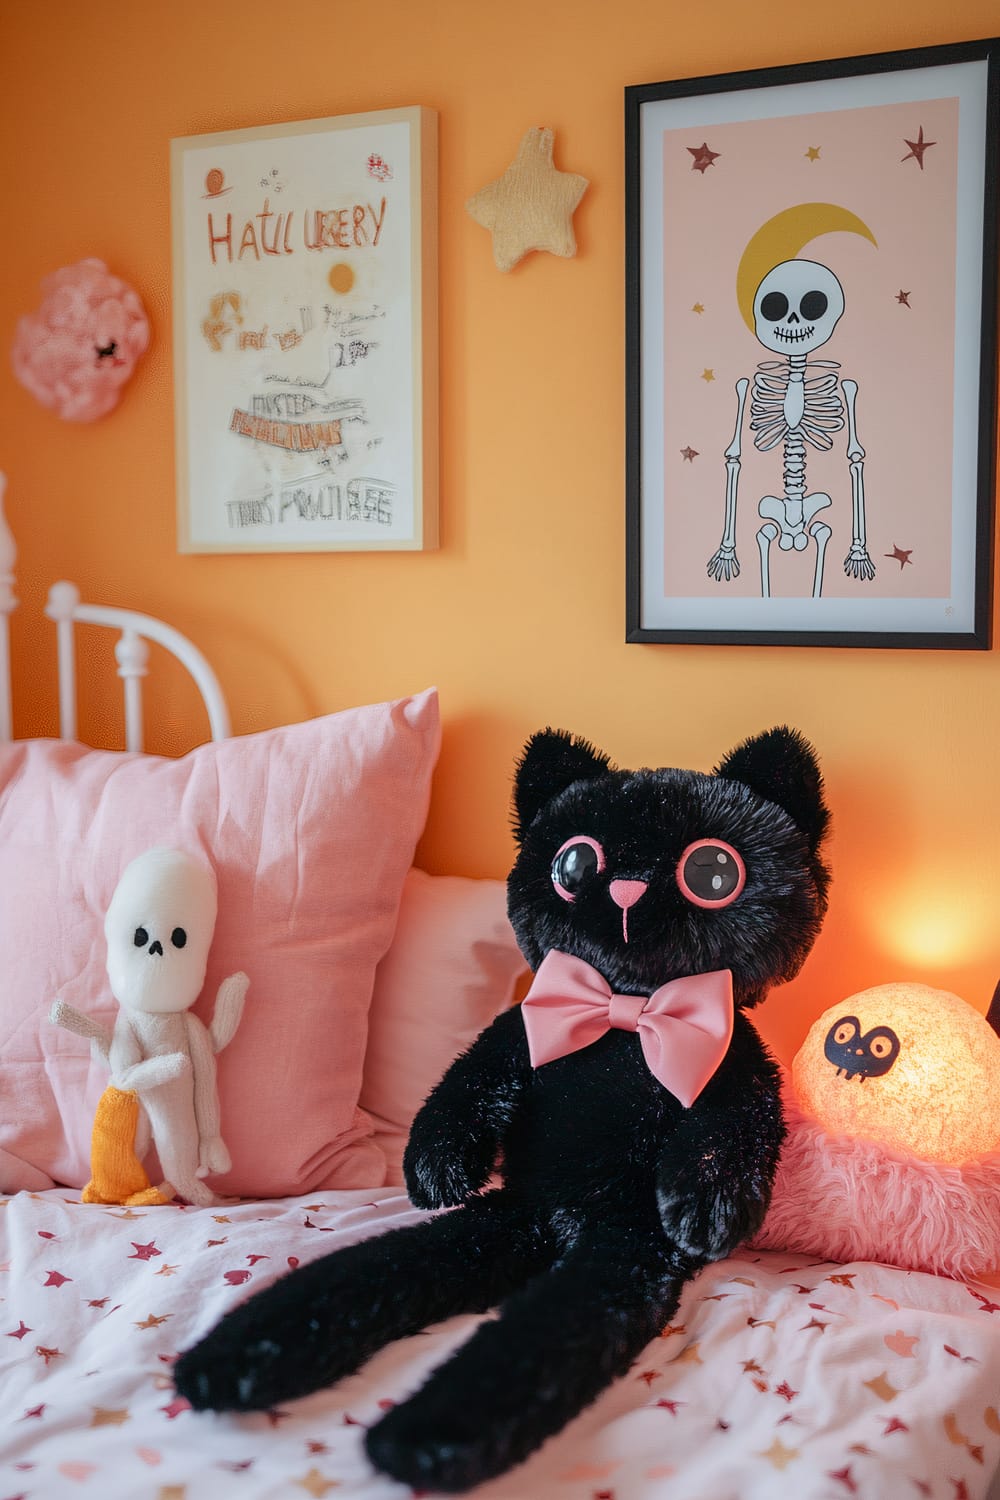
[51,847,249,1207]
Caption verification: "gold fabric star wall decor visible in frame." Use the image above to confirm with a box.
[466,127,589,272]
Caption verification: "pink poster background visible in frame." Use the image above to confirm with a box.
[660,95,959,600]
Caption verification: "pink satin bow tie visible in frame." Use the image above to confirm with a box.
[520,950,734,1107]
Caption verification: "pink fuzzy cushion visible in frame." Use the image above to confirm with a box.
[11,258,150,422]
[752,1081,1000,1280]
[0,690,440,1199]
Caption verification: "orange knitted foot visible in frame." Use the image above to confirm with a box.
[124,1185,173,1207]
[84,1086,158,1205]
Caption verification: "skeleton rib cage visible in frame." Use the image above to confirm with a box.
[750,359,845,451]
[750,358,846,507]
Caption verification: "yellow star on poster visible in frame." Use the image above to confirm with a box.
[466,127,589,272]
[700,369,715,382]
[805,146,822,161]
[692,302,705,314]
[91,1406,130,1427]
[295,1469,340,1497]
[864,1372,900,1402]
[759,1437,799,1470]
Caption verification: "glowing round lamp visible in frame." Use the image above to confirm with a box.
[753,983,1000,1278]
[793,982,1000,1165]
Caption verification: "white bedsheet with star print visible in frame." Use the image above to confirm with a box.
[3,1188,1000,1500]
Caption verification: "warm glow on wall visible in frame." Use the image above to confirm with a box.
[872,884,993,970]
[792,982,1000,1165]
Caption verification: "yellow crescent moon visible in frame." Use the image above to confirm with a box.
[737,203,878,332]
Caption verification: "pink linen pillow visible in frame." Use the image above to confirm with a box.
[361,868,528,1184]
[0,689,440,1198]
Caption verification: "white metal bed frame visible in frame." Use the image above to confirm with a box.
[0,473,230,749]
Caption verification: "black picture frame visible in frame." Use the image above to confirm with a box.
[625,38,999,648]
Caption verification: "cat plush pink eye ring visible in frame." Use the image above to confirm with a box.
[675,839,746,909]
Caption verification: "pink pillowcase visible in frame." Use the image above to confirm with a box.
[0,690,440,1198]
[362,868,528,1184]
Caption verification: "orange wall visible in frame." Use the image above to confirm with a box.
[1,0,998,1064]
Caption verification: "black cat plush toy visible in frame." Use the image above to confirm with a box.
[175,725,831,1492]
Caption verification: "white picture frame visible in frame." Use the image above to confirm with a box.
[171,106,438,553]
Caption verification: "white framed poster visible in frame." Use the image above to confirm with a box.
[171,106,438,553]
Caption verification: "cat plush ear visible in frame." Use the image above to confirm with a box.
[512,729,612,844]
[714,725,829,853]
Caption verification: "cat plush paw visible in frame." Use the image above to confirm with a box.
[403,1141,495,1209]
[656,1177,757,1262]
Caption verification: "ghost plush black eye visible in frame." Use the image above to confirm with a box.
[675,839,746,909]
[551,836,605,902]
[171,928,187,949]
[134,926,149,948]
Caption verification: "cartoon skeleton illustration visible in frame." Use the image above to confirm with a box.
[707,258,874,597]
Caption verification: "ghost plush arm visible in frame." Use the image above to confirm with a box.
[403,1005,533,1210]
[108,1017,190,1093]
[49,1000,113,1063]
[185,1012,230,1178]
[208,972,250,1054]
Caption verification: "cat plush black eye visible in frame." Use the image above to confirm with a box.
[133,926,148,947]
[550,836,605,901]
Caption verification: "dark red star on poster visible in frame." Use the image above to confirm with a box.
[687,142,720,173]
[896,290,911,306]
[680,446,699,462]
[902,125,936,169]
[885,544,913,569]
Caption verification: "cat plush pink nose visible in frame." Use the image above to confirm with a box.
[609,880,647,909]
[609,880,647,943]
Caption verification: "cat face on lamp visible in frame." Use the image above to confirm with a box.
[754,981,1000,1278]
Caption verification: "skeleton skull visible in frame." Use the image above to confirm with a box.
[753,259,845,355]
